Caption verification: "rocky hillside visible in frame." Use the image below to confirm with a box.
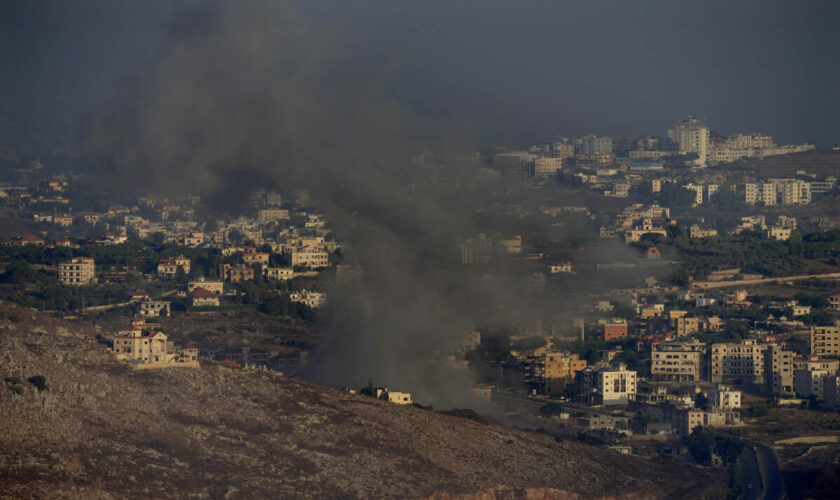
[0,302,726,499]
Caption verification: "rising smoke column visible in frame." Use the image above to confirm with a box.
[87,0,533,407]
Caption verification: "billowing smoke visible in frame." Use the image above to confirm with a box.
[86,0,569,407]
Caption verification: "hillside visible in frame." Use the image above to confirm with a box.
[739,149,840,178]
[0,302,726,499]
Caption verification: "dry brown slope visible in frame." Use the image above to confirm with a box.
[0,303,726,499]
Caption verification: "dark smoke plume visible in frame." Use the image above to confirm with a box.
[87,0,567,407]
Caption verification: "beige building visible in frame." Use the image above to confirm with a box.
[689,225,718,238]
[59,258,96,285]
[187,278,223,295]
[289,290,326,308]
[288,247,330,268]
[524,352,587,396]
[765,344,795,396]
[258,208,290,223]
[190,287,220,307]
[767,226,793,241]
[137,300,171,318]
[811,323,840,357]
[158,256,190,277]
[710,340,766,385]
[112,327,171,363]
[263,267,294,280]
[651,340,705,381]
[534,157,564,177]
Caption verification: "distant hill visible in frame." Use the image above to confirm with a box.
[0,302,726,499]
[738,150,840,178]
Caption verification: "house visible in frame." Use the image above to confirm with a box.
[242,248,270,265]
[190,287,220,307]
[53,214,73,227]
[287,246,330,269]
[58,258,96,285]
[220,264,255,282]
[9,233,45,246]
[112,327,170,363]
[263,267,294,280]
[373,388,412,405]
[54,237,73,247]
[289,290,326,308]
[187,278,224,295]
[158,256,190,277]
[645,247,661,260]
[709,385,741,410]
[135,299,171,317]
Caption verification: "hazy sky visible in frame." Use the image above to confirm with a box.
[2,0,839,150]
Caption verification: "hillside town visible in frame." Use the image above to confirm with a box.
[3,116,840,498]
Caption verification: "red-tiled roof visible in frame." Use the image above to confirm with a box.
[191,287,217,298]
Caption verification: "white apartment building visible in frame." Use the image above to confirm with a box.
[598,365,637,406]
[745,183,778,205]
[668,116,710,166]
[709,385,741,410]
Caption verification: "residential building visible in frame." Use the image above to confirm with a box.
[220,264,255,283]
[597,364,637,406]
[287,247,330,268]
[765,344,795,396]
[524,352,587,396]
[58,258,96,286]
[651,340,705,381]
[187,278,224,295]
[258,208,290,223]
[710,340,766,385]
[668,115,710,166]
[709,385,741,410]
[136,300,171,318]
[534,157,564,177]
[289,290,326,308]
[811,323,840,357]
[767,226,793,241]
[690,225,718,238]
[744,183,777,206]
[158,257,190,277]
[581,135,613,155]
[190,288,220,307]
[263,267,294,280]
[112,327,170,363]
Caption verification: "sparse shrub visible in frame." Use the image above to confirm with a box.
[27,375,47,391]
[8,315,20,323]
[10,385,23,395]
[4,377,21,385]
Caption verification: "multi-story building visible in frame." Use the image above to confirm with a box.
[744,183,778,205]
[581,135,613,155]
[709,385,741,410]
[258,208,290,223]
[58,258,96,286]
[668,115,710,166]
[136,300,171,318]
[651,340,705,381]
[534,157,564,177]
[157,257,190,277]
[524,352,587,396]
[112,327,170,363]
[242,249,270,265]
[811,323,840,357]
[597,365,637,406]
[765,344,795,396]
[690,225,718,238]
[779,180,811,205]
[190,287,220,307]
[220,264,255,283]
[287,247,330,269]
[187,278,224,295]
[263,267,294,280]
[710,340,766,385]
[767,226,793,241]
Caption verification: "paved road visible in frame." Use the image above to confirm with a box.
[692,271,840,290]
[749,439,784,500]
[739,445,761,500]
